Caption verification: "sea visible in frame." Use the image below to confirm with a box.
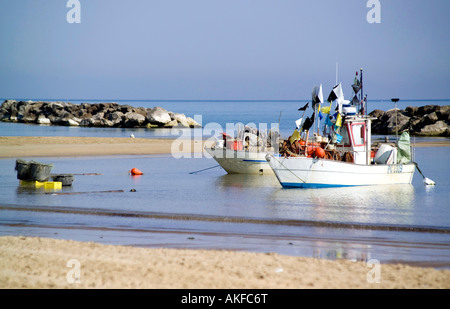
[0,99,449,268]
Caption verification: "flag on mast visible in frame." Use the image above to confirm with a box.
[311,85,323,107]
[352,71,361,94]
[298,102,309,111]
[327,83,344,104]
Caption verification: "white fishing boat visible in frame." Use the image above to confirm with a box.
[206,147,274,175]
[266,69,420,188]
[266,118,416,188]
[205,127,279,175]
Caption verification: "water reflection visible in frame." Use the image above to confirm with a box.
[269,184,414,208]
[312,241,371,262]
[16,184,75,195]
[215,174,279,189]
[214,173,416,226]
[130,175,143,186]
[269,184,415,225]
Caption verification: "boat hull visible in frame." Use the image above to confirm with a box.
[206,147,274,175]
[266,155,415,188]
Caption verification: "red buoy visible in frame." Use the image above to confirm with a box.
[314,147,325,159]
[129,168,143,175]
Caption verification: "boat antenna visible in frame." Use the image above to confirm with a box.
[391,98,400,142]
[360,68,363,98]
[360,68,364,115]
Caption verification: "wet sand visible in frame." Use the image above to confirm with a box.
[0,136,210,158]
[1,236,449,289]
[0,136,448,158]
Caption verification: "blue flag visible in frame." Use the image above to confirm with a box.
[325,115,333,127]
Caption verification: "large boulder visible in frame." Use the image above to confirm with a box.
[147,107,171,125]
[67,119,80,126]
[416,121,449,136]
[369,109,385,119]
[164,120,179,128]
[423,112,439,125]
[384,109,411,134]
[80,112,109,127]
[124,112,146,127]
[186,117,202,128]
[436,105,450,121]
[37,115,51,125]
[120,105,134,114]
[417,105,440,116]
[108,111,125,126]
[1,100,17,112]
[79,118,93,126]
[170,112,189,127]
[405,106,418,117]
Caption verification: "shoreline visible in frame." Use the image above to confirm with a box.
[0,136,449,158]
[0,136,210,158]
[1,236,449,289]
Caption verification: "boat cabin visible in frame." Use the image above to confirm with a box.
[335,116,373,165]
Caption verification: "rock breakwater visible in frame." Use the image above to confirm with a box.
[0,100,201,128]
[369,105,450,137]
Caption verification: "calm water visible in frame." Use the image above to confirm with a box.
[0,99,449,267]
[0,147,449,267]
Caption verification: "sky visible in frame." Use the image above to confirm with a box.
[0,0,449,100]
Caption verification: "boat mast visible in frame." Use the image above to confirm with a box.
[316,104,320,136]
[366,117,372,165]
[360,68,371,165]
[391,98,400,142]
[360,68,363,105]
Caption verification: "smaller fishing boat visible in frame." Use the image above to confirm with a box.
[205,126,280,175]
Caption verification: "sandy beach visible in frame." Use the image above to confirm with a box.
[0,136,448,158]
[0,236,449,289]
[0,136,210,158]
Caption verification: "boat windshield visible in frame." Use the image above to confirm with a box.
[351,123,365,146]
[338,126,350,146]
[337,123,366,147]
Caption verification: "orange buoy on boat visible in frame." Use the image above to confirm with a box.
[129,168,143,175]
[314,147,325,159]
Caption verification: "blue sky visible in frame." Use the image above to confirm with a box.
[0,0,449,100]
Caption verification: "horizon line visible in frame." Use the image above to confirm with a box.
[1,98,449,103]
